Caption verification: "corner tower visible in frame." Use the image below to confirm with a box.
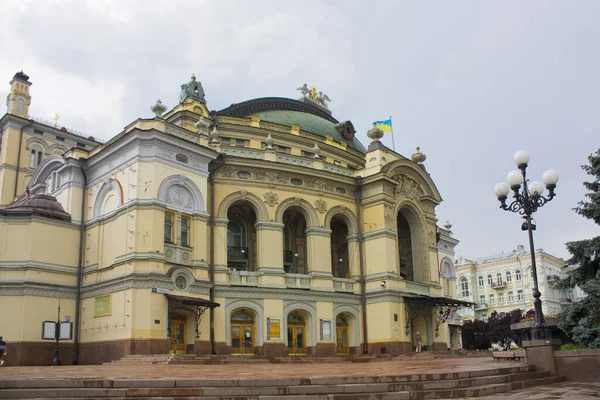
[6,71,32,118]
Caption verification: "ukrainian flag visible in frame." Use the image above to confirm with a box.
[376,119,393,133]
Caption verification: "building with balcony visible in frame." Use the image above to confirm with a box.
[0,72,472,365]
[454,245,570,321]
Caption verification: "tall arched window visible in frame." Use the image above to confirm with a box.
[478,276,484,286]
[460,277,469,297]
[37,151,43,167]
[29,150,36,168]
[487,274,493,285]
[227,220,244,247]
[516,269,522,280]
[17,98,25,115]
[496,273,503,285]
[506,271,512,282]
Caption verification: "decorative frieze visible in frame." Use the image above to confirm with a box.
[263,191,279,207]
[315,199,328,213]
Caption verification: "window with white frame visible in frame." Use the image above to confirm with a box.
[499,293,504,304]
[508,291,514,302]
[496,273,503,285]
[506,271,512,282]
[478,276,484,286]
[487,274,493,285]
[479,295,486,305]
[516,270,522,280]
[518,290,524,301]
[489,294,495,305]
[460,277,469,297]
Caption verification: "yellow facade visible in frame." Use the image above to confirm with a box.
[0,72,468,365]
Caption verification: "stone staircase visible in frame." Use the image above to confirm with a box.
[105,352,438,365]
[0,365,566,399]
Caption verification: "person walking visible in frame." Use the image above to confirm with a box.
[0,336,7,366]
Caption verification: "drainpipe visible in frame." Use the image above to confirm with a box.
[355,176,368,354]
[73,157,87,364]
[208,154,225,354]
[13,120,34,199]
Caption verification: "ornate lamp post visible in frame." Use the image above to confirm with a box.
[494,150,559,339]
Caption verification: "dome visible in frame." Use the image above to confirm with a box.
[4,194,71,221]
[218,97,366,153]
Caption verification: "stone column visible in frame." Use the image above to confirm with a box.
[306,227,334,291]
[255,221,285,288]
[213,217,229,285]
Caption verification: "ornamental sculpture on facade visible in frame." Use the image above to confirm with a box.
[180,74,206,104]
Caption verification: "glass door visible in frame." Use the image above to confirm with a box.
[231,323,254,355]
[287,324,306,355]
[336,325,349,354]
[170,319,186,354]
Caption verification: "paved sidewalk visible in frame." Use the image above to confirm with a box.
[463,381,600,399]
[0,358,519,380]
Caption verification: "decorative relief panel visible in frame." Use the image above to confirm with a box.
[216,167,354,198]
[393,174,425,200]
[164,125,199,143]
[165,185,194,210]
[315,199,328,213]
[264,191,279,207]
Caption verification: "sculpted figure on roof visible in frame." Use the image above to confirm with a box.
[180,74,206,104]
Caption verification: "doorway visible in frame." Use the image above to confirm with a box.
[336,315,349,355]
[169,315,187,354]
[231,311,255,355]
[287,313,306,355]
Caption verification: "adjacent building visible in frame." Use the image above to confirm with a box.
[0,72,471,365]
[455,245,571,321]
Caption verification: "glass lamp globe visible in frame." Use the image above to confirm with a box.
[542,170,559,186]
[528,181,545,196]
[507,171,524,188]
[514,150,530,166]
[494,182,510,197]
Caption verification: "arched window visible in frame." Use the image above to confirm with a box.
[487,274,493,285]
[29,150,36,168]
[227,220,244,247]
[478,276,484,286]
[496,273,503,285]
[37,151,43,167]
[506,271,512,282]
[516,269,522,280]
[17,98,25,115]
[460,277,469,297]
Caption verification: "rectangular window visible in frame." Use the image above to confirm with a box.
[276,145,291,154]
[479,295,486,305]
[76,142,85,149]
[235,139,246,147]
[518,290,524,301]
[301,151,314,158]
[489,294,495,305]
[508,291,514,302]
[333,160,342,166]
[164,213,174,243]
[55,136,65,141]
[181,216,191,246]
[499,293,504,304]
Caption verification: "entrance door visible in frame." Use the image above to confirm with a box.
[287,313,306,355]
[170,318,186,354]
[336,316,349,355]
[231,311,255,355]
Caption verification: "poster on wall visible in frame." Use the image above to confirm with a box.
[94,295,111,317]
[42,321,57,340]
[320,319,332,340]
[266,318,281,340]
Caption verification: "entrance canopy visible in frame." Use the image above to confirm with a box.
[165,294,220,308]
[403,295,475,337]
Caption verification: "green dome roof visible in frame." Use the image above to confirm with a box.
[217,97,366,153]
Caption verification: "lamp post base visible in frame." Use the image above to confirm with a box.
[51,343,60,366]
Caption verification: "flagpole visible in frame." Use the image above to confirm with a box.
[390,116,396,152]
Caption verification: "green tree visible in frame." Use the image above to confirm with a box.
[556,149,600,348]
[487,309,523,350]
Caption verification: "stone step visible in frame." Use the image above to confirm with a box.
[0,367,557,399]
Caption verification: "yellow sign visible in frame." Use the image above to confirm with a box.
[94,295,111,317]
[269,319,281,339]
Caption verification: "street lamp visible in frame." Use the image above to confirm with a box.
[494,150,559,339]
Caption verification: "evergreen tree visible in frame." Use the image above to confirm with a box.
[556,149,600,348]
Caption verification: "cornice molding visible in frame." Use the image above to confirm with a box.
[213,286,360,304]
[362,228,397,241]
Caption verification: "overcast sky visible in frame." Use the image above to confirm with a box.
[2,1,599,261]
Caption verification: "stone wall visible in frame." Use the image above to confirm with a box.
[554,349,600,382]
